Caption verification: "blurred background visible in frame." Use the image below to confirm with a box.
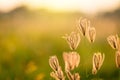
[0,0,120,80]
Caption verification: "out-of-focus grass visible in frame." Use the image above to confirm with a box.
[0,33,119,80]
[0,7,120,80]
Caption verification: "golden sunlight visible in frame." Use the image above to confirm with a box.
[0,0,23,12]
[25,0,120,14]
[0,0,120,14]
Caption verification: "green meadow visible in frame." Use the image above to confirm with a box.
[0,7,120,80]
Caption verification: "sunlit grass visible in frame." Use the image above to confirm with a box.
[0,10,120,80]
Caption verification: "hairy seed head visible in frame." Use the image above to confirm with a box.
[107,34,120,50]
[49,56,60,71]
[115,51,120,68]
[63,52,80,71]
[49,56,65,80]
[86,27,96,43]
[63,32,80,50]
[77,17,90,36]
[92,52,105,75]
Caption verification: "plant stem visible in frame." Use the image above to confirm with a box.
[118,69,120,80]
[96,72,100,80]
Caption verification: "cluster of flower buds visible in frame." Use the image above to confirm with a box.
[107,34,120,68]
[63,52,80,80]
[107,34,120,50]
[62,32,80,50]
[63,52,80,71]
[77,17,96,43]
[115,51,120,68]
[92,52,105,75]
[49,56,65,80]
[49,52,80,80]
[49,17,105,80]
[62,20,81,80]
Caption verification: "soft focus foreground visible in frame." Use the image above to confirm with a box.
[0,6,120,80]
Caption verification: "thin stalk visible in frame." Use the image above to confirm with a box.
[83,37,91,79]
[118,69,120,80]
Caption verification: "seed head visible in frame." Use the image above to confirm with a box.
[77,17,90,36]
[86,27,96,43]
[63,52,80,71]
[115,51,120,68]
[63,32,80,50]
[107,34,120,50]
[92,52,105,75]
[49,56,60,71]
[49,56,65,80]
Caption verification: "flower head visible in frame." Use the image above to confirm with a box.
[107,34,120,50]
[92,52,105,75]
[63,32,80,50]
[86,27,96,43]
[49,56,65,80]
[77,17,90,36]
[63,52,80,71]
[115,51,120,68]
[49,56,60,71]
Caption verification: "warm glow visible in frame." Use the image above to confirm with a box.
[0,0,120,14]
[24,0,75,11]
[0,0,24,12]
[24,0,120,14]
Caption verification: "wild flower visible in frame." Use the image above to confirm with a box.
[86,27,96,43]
[77,17,90,36]
[92,52,105,75]
[49,56,60,71]
[66,71,80,80]
[107,34,120,50]
[49,56,65,80]
[49,17,107,80]
[115,51,120,68]
[62,32,80,50]
[63,52,80,71]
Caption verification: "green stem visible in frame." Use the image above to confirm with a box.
[83,37,88,78]
[97,74,99,80]
[118,69,120,80]
[82,37,94,79]
[83,37,91,79]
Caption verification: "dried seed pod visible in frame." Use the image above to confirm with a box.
[63,52,80,71]
[107,34,120,50]
[63,32,80,50]
[49,56,65,80]
[49,56,60,71]
[115,51,120,68]
[77,17,90,36]
[86,27,96,43]
[92,52,105,75]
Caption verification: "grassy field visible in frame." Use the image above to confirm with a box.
[0,7,120,80]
